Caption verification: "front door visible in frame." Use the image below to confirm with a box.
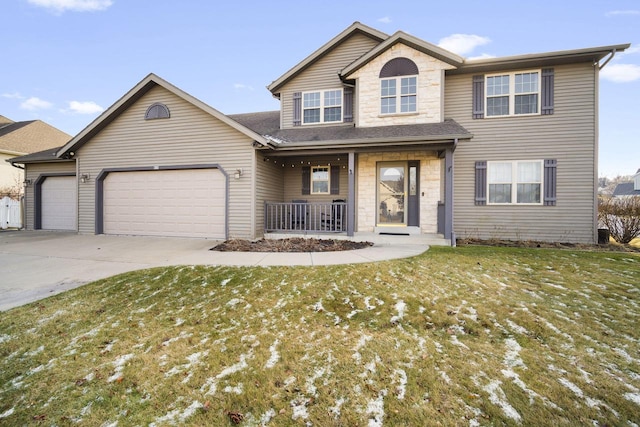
[377,163,406,225]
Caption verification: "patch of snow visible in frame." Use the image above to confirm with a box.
[615,347,636,364]
[37,309,66,325]
[100,421,118,427]
[107,353,134,383]
[306,366,326,397]
[390,300,406,324]
[503,338,525,368]
[483,380,521,422]
[291,398,309,421]
[25,345,45,357]
[201,350,253,396]
[312,300,325,312]
[150,401,203,427]
[259,408,276,424]
[352,334,372,363]
[450,335,469,350]
[226,298,244,308]
[505,319,529,335]
[366,389,388,427]
[624,393,640,405]
[440,370,452,384]
[162,331,193,347]
[0,334,12,344]
[0,407,15,418]
[329,397,345,418]
[220,278,232,286]
[394,369,407,400]
[223,383,244,394]
[174,318,185,327]
[347,309,361,319]
[265,339,280,369]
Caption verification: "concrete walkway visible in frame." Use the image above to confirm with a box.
[0,230,435,311]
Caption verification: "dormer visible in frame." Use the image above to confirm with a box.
[340,31,463,127]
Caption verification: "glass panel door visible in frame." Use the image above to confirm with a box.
[377,163,406,225]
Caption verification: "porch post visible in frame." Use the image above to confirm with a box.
[347,151,355,236]
[444,147,455,246]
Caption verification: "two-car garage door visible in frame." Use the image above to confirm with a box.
[102,169,226,239]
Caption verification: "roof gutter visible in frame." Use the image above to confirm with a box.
[598,49,617,70]
[8,160,25,170]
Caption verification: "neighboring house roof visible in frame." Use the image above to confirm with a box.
[57,73,269,157]
[612,182,640,197]
[341,30,464,79]
[230,111,472,151]
[0,117,70,156]
[267,21,388,96]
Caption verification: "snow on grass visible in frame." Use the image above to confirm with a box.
[161,331,193,347]
[505,319,529,336]
[503,338,524,368]
[200,350,253,396]
[165,351,208,384]
[150,401,203,427]
[264,338,280,369]
[482,379,521,422]
[557,378,601,408]
[25,345,45,357]
[352,333,372,363]
[0,334,11,344]
[393,369,407,400]
[107,354,134,383]
[329,397,346,418]
[223,383,243,394]
[624,392,640,405]
[390,300,406,325]
[0,407,15,418]
[290,398,310,422]
[366,389,388,427]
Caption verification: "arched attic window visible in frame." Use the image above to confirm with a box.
[379,57,419,114]
[145,102,170,120]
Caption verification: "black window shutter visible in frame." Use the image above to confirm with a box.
[475,161,487,205]
[541,69,554,115]
[293,92,302,126]
[544,159,557,206]
[302,166,310,195]
[472,75,485,119]
[343,88,353,123]
[330,166,340,195]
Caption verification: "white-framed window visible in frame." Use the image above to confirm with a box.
[311,166,330,194]
[303,89,342,124]
[488,160,543,204]
[486,70,540,117]
[380,76,417,114]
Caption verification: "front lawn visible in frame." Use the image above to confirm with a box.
[1,246,639,426]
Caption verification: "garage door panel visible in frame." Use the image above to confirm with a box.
[41,176,77,230]
[103,169,225,238]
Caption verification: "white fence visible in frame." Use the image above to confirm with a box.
[0,196,22,229]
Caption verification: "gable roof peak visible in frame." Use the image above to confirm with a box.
[267,21,388,95]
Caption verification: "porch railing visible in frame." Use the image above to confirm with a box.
[264,201,347,233]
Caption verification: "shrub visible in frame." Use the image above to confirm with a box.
[598,196,640,244]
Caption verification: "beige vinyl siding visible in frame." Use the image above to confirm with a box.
[254,151,285,236]
[281,156,349,202]
[76,85,255,239]
[24,162,76,230]
[445,63,597,243]
[280,33,379,129]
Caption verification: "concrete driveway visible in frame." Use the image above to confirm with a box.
[0,230,432,311]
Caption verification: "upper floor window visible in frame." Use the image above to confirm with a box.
[303,89,342,124]
[379,57,419,115]
[486,71,540,117]
[488,160,543,204]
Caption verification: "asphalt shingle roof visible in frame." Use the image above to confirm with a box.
[612,182,640,197]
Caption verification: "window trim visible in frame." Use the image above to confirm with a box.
[302,89,343,125]
[485,70,541,118]
[311,165,331,194]
[380,75,418,115]
[487,160,544,205]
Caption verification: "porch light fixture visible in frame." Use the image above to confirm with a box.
[80,173,90,183]
[234,169,243,179]
[23,179,32,187]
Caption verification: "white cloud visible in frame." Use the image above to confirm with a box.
[377,16,391,24]
[28,0,113,13]
[438,34,491,56]
[600,63,640,83]
[233,83,254,91]
[605,10,640,17]
[20,97,53,111]
[467,53,497,61]
[2,92,24,99]
[67,101,104,114]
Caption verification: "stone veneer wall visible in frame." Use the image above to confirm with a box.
[349,43,455,127]
[357,151,441,232]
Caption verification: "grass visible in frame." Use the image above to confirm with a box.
[1,246,639,426]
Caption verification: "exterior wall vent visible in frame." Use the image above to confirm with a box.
[145,103,170,120]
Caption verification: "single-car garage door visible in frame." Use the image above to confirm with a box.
[41,176,77,230]
[103,169,226,238]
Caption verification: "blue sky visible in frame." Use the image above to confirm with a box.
[2,0,638,177]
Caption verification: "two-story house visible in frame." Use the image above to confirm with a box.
[9,22,629,244]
